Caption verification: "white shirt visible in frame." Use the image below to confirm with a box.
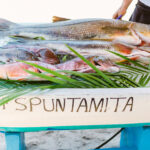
[140,0,150,7]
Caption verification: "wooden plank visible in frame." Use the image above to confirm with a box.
[5,132,25,150]
[99,148,134,150]
[120,127,150,150]
[0,88,149,131]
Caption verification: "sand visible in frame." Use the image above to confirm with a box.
[0,129,120,150]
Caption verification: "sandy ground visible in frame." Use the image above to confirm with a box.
[0,129,120,150]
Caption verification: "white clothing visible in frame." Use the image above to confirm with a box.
[140,0,150,7]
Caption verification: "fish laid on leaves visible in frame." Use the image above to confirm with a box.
[0,18,150,81]
[1,18,150,46]
[0,56,119,81]
[0,61,58,81]
[57,56,119,73]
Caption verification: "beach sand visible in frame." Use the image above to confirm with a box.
[0,129,120,150]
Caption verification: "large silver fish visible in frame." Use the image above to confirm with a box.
[8,40,150,65]
[1,18,150,46]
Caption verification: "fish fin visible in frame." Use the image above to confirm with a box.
[140,41,147,46]
[0,18,16,31]
[118,56,139,63]
[129,56,140,61]
[117,59,128,63]
[52,16,70,23]
[134,31,150,46]
[127,23,142,46]
[113,43,133,54]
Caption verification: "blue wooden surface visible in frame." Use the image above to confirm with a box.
[5,132,25,150]
[100,148,133,150]
[4,126,150,150]
[120,127,150,150]
[0,122,150,132]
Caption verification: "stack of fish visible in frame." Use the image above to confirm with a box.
[0,17,150,81]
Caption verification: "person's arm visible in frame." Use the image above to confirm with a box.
[113,0,133,19]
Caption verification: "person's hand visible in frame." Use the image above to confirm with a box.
[113,6,127,19]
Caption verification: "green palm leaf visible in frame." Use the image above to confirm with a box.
[108,50,148,70]
[66,45,117,87]
[0,46,150,105]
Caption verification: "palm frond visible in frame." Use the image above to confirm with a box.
[108,50,148,70]
[0,46,150,105]
[0,80,51,105]
[66,45,118,87]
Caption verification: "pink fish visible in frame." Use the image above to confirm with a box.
[0,61,57,81]
[57,56,120,73]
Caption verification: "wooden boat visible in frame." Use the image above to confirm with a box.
[0,88,149,132]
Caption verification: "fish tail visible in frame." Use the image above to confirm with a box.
[52,16,70,23]
[117,56,139,63]
[0,18,16,31]
[114,43,133,54]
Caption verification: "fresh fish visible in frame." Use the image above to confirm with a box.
[0,61,57,81]
[0,18,16,30]
[44,40,150,65]
[0,40,129,64]
[1,18,150,46]
[0,48,38,63]
[4,40,129,55]
[0,46,59,64]
[57,56,120,73]
[12,40,150,64]
[0,56,119,81]
[2,40,150,64]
